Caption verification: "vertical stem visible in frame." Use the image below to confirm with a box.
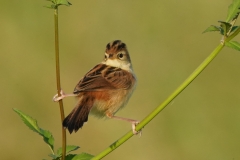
[54,8,66,160]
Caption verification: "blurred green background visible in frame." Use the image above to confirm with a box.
[1,0,240,159]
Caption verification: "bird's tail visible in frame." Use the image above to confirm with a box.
[63,96,93,134]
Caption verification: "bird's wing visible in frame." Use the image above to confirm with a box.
[73,64,135,94]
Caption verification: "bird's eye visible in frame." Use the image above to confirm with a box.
[104,55,107,60]
[118,53,124,59]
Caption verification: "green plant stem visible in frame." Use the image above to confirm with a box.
[54,8,66,160]
[92,43,225,160]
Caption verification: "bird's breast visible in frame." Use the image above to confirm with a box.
[89,87,135,118]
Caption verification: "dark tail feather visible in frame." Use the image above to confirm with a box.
[63,97,92,134]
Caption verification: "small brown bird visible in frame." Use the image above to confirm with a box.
[53,40,139,134]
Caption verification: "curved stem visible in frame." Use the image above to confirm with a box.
[92,43,225,159]
[54,8,66,160]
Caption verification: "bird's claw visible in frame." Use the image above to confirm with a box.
[52,90,65,102]
[132,121,142,137]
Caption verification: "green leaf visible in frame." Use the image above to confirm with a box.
[44,0,71,9]
[49,153,94,160]
[203,25,221,34]
[219,21,232,36]
[65,153,94,160]
[57,0,72,6]
[48,154,59,159]
[65,154,76,160]
[40,128,55,152]
[57,145,80,156]
[225,41,240,51]
[73,153,94,160]
[231,25,240,33]
[13,108,54,152]
[44,4,56,9]
[226,0,240,22]
[13,108,42,134]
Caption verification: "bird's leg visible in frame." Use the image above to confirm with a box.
[52,89,76,102]
[107,114,142,136]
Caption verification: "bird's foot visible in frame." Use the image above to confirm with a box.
[52,89,66,102]
[131,120,142,137]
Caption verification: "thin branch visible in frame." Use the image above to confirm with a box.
[54,8,66,160]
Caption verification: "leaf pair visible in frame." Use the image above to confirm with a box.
[13,108,94,160]
[45,0,72,9]
[203,0,240,35]
[203,22,239,36]
[203,0,240,51]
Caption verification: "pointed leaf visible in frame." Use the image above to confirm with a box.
[65,153,94,160]
[230,25,240,33]
[13,108,42,134]
[73,153,94,160]
[48,154,59,159]
[13,108,54,152]
[225,41,240,51]
[226,0,240,22]
[65,154,76,160]
[203,25,221,34]
[57,0,72,6]
[57,145,80,156]
[44,4,56,9]
[40,128,55,152]
[219,21,232,36]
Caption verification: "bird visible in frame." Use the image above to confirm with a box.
[53,40,139,134]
